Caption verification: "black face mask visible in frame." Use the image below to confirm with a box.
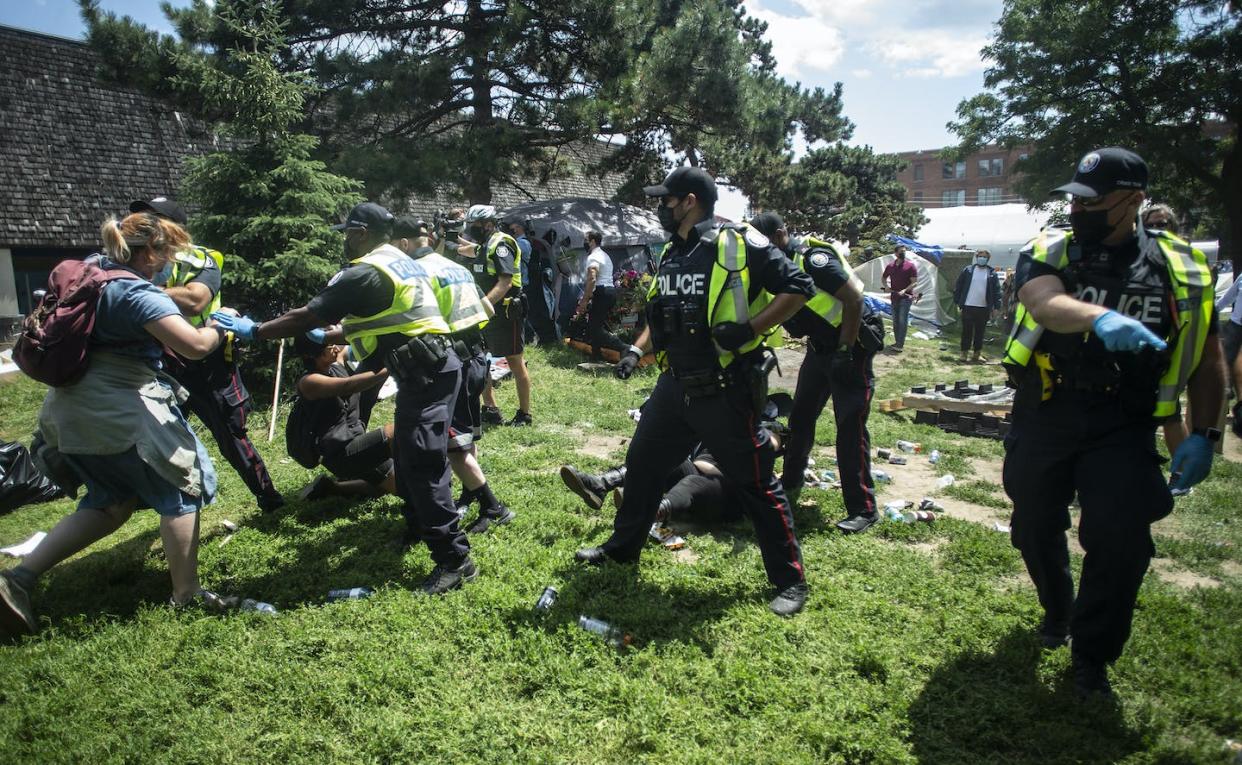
[1070,195,1131,245]
[656,201,681,234]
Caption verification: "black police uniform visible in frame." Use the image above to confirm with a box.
[308,264,468,566]
[165,259,283,511]
[1003,232,1218,664]
[470,235,524,358]
[602,219,814,591]
[780,246,878,520]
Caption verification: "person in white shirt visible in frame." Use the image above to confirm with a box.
[573,230,626,358]
[952,249,1000,362]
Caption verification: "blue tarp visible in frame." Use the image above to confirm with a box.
[887,235,943,265]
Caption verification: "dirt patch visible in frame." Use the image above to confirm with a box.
[908,539,946,558]
[577,430,629,461]
[670,547,700,565]
[874,456,1008,527]
[1149,557,1223,589]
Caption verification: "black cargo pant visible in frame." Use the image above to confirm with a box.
[586,287,626,358]
[1002,393,1172,664]
[392,351,469,567]
[781,347,877,517]
[960,305,990,352]
[171,346,281,509]
[603,370,805,589]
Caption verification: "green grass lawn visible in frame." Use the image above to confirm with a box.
[1,334,1240,764]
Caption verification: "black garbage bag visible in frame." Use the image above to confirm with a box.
[0,439,64,514]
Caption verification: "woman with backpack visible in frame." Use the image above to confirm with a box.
[0,212,227,638]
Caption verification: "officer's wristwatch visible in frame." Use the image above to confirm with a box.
[1192,427,1222,442]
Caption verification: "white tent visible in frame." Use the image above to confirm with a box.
[916,203,1059,268]
[854,254,955,328]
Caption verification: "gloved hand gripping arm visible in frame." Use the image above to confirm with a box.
[614,327,650,380]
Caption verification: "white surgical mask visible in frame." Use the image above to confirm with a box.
[974,257,988,267]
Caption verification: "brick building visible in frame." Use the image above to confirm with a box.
[0,25,627,325]
[893,144,1032,209]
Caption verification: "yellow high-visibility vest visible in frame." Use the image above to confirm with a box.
[341,245,452,362]
[168,244,224,327]
[418,250,491,333]
[793,237,863,329]
[484,231,523,290]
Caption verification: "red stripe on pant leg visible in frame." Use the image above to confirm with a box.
[748,411,803,577]
[857,381,875,514]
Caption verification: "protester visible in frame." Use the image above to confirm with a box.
[573,230,627,358]
[1217,275,1242,437]
[1001,147,1224,698]
[132,197,285,514]
[293,335,395,501]
[576,167,813,617]
[390,217,514,534]
[1142,203,1181,234]
[881,244,919,351]
[214,202,478,595]
[953,249,1001,362]
[0,213,227,637]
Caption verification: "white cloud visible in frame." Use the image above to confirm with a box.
[748,5,845,80]
[749,0,996,81]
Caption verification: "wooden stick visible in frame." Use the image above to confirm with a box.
[267,338,284,442]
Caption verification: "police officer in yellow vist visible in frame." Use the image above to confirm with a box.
[575,167,816,616]
[131,197,285,514]
[213,202,478,595]
[749,212,882,534]
[1002,148,1225,698]
[460,205,533,427]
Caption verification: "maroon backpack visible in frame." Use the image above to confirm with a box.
[14,257,144,387]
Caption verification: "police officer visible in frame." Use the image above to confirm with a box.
[749,213,880,533]
[575,167,815,616]
[130,197,285,513]
[1002,148,1225,697]
[461,205,533,426]
[213,202,478,595]
[389,216,514,534]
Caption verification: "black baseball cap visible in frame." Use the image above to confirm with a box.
[130,197,188,226]
[643,167,718,206]
[749,212,785,239]
[392,216,428,239]
[1052,147,1148,198]
[332,202,395,232]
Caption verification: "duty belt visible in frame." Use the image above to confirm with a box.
[675,367,728,399]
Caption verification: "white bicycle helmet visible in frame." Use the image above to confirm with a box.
[464,204,498,224]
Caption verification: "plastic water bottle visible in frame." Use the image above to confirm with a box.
[327,587,374,601]
[883,502,907,522]
[240,599,278,615]
[896,440,922,453]
[534,586,558,613]
[928,450,941,465]
[578,615,633,649]
[820,470,836,483]
[872,469,892,483]
[936,474,956,489]
[906,510,936,523]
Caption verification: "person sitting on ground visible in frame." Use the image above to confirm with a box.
[0,213,228,638]
[294,334,396,501]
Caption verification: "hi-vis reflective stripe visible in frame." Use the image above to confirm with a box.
[721,229,748,326]
[344,302,444,334]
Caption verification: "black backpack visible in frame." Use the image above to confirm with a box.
[284,393,322,469]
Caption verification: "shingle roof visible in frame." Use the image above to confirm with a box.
[0,25,630,247]
[0,26,224,248]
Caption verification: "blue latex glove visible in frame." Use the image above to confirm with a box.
[1091,310,1167,353]
[210,312,259,341]
[305,328,327,344]
[1169,433,1213,491]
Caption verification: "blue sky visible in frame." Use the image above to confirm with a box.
[3,0,1004,218]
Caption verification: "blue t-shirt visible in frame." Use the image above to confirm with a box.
[93,262,181,360]
[516,236,532,287]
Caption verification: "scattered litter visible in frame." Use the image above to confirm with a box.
[991,521,1011,533]
[648,524,687,549]
[221,519,239,532]
[1,531,46,557]
[918,497,943,512]
[876,448,892,460]
[576,362,615,374]
[327,587,374,601]
[886,455,908,465]
[936,474,956,489]
[578,615,632,649]
[872,469,892,483]
[896,440,922,453]
[627,408,642,423]
[378,376,398,400]
[218,519,238,547]
[913,331,932,340]
[928,449,941,465]
[239,599,278,615]
[534,586,558,613]
[807,458,816,467]
[488,356,512,383]
[803,468,819,483]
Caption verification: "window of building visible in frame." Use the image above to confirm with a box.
[1018,152,1029,161]
[913,163,924,182]
[977,187,1003,206]
[977,157,1004,177]
[942,161,966,179]
[941,189,966,207]
[913,191,923,203]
